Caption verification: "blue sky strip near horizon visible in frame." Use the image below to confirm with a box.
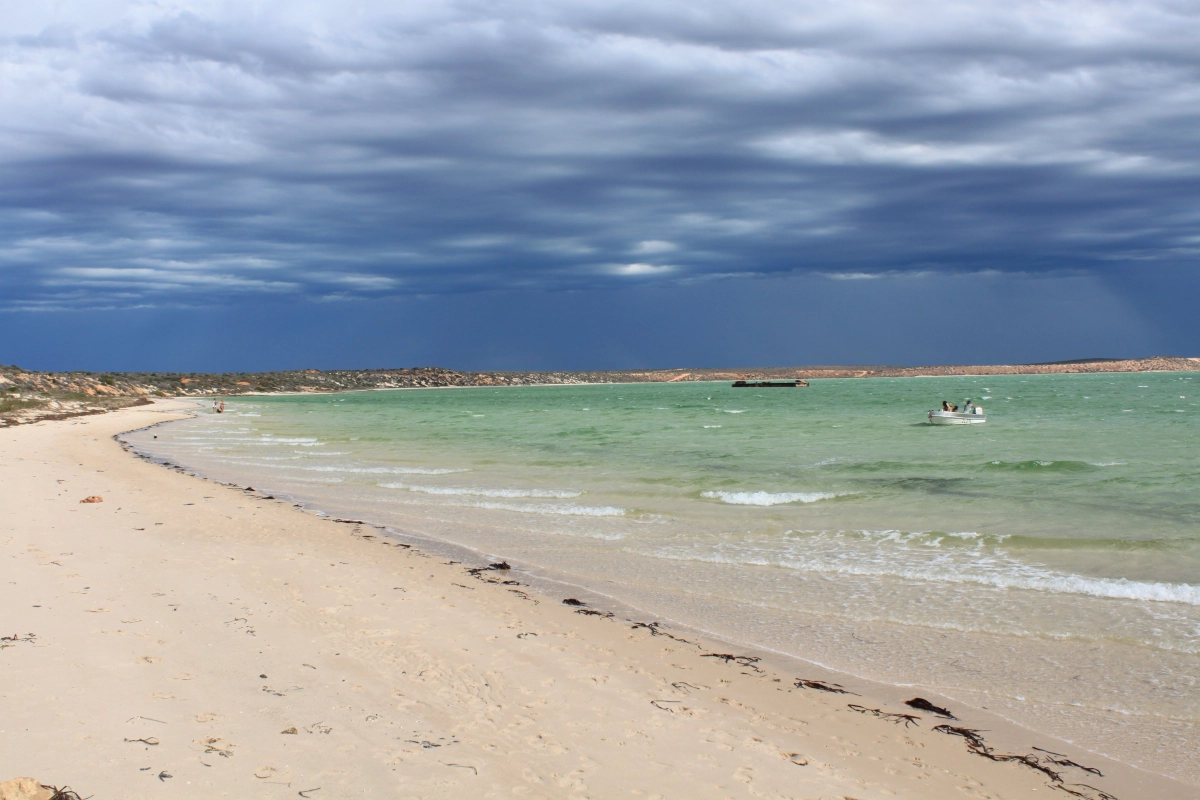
[1,0,1198,372]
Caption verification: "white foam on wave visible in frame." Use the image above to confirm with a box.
[702,490,849,506]
[703,425,722,429]
[465,501,626,517]
[723,409,747,414]
[380,482,582,499]
[377,498,630,537]
[791,556,1200,606]
[299,465,468,475]
[649,529,1200,606]
[219,455,307,462]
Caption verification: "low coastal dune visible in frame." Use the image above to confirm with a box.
[1,402,1189,799]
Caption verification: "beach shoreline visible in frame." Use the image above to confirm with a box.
[1,400,1192,799]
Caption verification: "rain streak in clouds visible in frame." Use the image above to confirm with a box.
[2,0,1200,312]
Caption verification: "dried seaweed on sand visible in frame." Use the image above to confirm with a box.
[795,679,856,695]
[934,725,1117,799]
[847,704,921,728]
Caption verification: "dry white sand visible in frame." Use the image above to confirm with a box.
[1,401,1190,799]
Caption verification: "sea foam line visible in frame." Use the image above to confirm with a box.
[776,560,1200,606]
[647,534,1200,606]
[702,490,851,506]
[465,501,626,517]
[298,465,468,475]
[380,482,582,499]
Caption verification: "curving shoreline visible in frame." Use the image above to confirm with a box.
[1,399,1194,798]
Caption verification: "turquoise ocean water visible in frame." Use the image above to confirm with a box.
[126,372,1200,783]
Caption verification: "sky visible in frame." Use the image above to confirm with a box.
[1,0,1198,372]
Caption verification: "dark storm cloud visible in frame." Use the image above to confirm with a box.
[2,0,1199,310]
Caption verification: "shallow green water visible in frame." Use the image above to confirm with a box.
[129,371,1200,782]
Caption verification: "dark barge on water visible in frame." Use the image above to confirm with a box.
[731,380,809,388]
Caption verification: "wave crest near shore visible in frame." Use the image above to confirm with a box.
[701,490,850,506]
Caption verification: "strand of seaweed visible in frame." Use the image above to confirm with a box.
[847,704,921,728]
[794,678,857,695]
[630,621,694,643]
[701,653,763,673]
[1032,747,1103,777]
[934,726,1117,799]
[561,598,615,617]
[465,562,523,587]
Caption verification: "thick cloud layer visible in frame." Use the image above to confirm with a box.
[3,0,1198,318]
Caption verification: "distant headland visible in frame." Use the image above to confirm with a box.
[2,355,1197,427]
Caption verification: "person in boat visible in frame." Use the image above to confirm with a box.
[963,399,974,414]
[941,401,951,411]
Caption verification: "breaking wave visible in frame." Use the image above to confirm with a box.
[649,529,1200,606]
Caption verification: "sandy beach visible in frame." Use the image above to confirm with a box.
[1,400,1191,799]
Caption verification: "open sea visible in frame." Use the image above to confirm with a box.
[124,372,1200,784]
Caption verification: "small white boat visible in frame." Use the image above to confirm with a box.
[928,409,986,425]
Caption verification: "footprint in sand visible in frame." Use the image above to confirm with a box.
[194,712,221,723]
[139,655,161,664]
